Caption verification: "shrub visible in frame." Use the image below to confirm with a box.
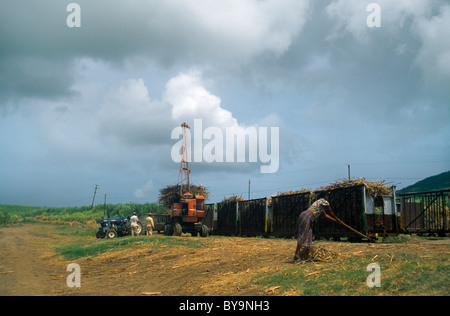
[0,210,11,225]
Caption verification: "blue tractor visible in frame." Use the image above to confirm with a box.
[96,213,143,239]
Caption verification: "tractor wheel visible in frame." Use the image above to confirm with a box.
[135,222,143,236]
[96,231,105,239]
[200,225,209,237]
[173,223,182,236]
[105,229,117,239]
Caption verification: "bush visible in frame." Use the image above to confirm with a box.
[0,202,166,225]
[0,210,11,225]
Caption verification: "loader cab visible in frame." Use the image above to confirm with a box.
[167,193,209,237]
[196,197,205,212]
[195,195,205,218]
[170,194,206,223]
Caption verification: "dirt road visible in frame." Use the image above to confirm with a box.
[0,225,67,295]
[0,224,297,296]
[0,224,449,296]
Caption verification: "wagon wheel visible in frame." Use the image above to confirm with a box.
[164,224,173,236]
[136,222,143,235]
[173,223,182,236]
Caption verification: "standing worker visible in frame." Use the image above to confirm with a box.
[294,192,341,261]
[146,213,155,236]
[130,212,139,236]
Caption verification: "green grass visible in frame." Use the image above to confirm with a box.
[381,235,413,243]
[53,228,211,260]
[56,238,138,260]
[381,253,449,295]
[53,225,99,237]
[252,252,450,296]
[0,203,167,225]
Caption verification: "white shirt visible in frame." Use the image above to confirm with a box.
[130,215,138,227]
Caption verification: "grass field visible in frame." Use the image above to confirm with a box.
[52,225,210,260]
[17,223,447,296]
[253,251,449,295]
[0,221,448,296]
[0,203,167,225]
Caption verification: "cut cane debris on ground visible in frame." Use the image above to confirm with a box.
[294,246,342,263]
[310,246,340,262]
[0,224,449,296]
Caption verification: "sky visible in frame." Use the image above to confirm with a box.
[1,0,449,207]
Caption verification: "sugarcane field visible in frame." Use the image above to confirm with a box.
[2,0,450,303]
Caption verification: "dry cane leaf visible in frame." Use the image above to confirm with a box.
[141,292,161,296]
[265,286,281,293]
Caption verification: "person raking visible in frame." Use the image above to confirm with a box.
[294,192,341,261]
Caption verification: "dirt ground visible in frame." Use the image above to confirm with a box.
[0,224,449,296]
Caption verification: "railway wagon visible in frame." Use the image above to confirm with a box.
[314,184,399,240]
[271,191,313,238]
[399,190,449,235]
[214,198,268,236]
[182,181,400,240]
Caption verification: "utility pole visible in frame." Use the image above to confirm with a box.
[248,179,251,200]
[347,164,351,180]
[104,194,107,217]
[91,184,98,209]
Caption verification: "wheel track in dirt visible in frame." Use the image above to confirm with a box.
[0,225,66,295]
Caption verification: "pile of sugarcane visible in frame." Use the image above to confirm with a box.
[273,188,313,197]
[311,246,340,262]
[318,178,393,197]
[271,178,392,201]
[221,195,245,203]
[297,246,340,262]
[268,189,313,206]
[158,184,209,207]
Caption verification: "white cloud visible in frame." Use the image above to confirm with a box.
[178,0,310,60]
[97,70,241,147]
[99,78,172,146]
[0,0,311,103]
[164,71,237,128]
[325,0,436,42]
[413,5,450,86]
[325,0,369,42]
[134,180,154,199]
[34,65,285,174]
[2,1,448,206]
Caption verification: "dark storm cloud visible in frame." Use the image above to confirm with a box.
[0,0,310,102]
[1,0,449,206]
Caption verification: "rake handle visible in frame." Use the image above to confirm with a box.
[336,219,373,241]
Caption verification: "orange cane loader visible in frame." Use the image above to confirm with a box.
[164,122,209,237]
